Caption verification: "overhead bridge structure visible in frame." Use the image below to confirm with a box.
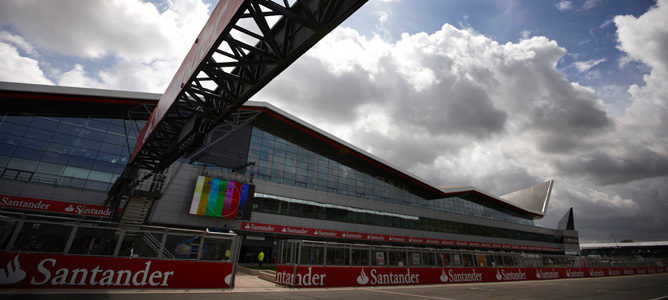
[107,0,368,217]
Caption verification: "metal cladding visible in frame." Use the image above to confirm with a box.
[501,180,554,217]
[558,207,575,230]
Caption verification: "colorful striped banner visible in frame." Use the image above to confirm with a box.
[189,176,253,219]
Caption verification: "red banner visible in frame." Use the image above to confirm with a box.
[275,265,665,288]
[241,221,562,252]
[0,194,118,218]
[0,252,233,289]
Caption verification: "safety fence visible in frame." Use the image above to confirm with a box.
[0,211,241,289]
[276,239,668,287]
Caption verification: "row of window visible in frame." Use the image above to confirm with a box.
[0,115,144,192]
[252,195,558,244]
[247,127,532,225]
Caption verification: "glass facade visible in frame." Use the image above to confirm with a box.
[254,193,558,243]
[247,127,533,225]
[0,114,144,192]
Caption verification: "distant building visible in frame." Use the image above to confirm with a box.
[580,241,668,258]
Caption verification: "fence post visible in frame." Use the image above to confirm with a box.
[63,223,79,254]
[229,234,243,288]
[293,242,302,287]
[5,214,25,251]
[113,229,126,256]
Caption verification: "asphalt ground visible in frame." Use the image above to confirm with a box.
[3,272,668,300]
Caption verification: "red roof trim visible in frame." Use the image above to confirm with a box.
[0,91,157,105]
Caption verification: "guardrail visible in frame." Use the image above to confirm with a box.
[275,239,667,287]
[0,211,242,289]
[278,239,667,269]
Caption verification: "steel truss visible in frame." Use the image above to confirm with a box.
[108,0,367,219]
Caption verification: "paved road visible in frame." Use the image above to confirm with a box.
[3,273,668,300]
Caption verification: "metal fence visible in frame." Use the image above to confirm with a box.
[0,211,241,263]
[278,239,667,269]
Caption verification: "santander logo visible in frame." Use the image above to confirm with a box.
[64,205,75,212]
[496,269,527,281]
[0,255,27,285]
[440,270,448,283]
[357,268,369,285]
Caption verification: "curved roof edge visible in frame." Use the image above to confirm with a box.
[242,101,548,219]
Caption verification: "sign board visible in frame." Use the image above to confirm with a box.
[0,194,118,218]
[189,176,254,220]
[275,265,667,288]
[131,0,245,162]
[0,252,233,289]
[241,221,562,252]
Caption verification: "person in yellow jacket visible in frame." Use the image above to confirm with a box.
[258,251,265,267]
[225,249,230,260]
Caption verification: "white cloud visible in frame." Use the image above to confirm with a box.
[615,0,668,154]
[573,58,606,72]
[0,42,52,84]
[555,0,574,12]
[583,0,601,10]
[520,29,533,39]
[599,18,614,29]
[0,0,209,62]
[0,31,38,57]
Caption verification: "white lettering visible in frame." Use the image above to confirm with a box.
[89,266,101,285]
[369,269,419,285]
[30,259,54,285]
[149,271,163,286]
[131,262,151,286]
[447,269,483,282]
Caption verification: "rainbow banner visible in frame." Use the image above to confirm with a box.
[189,176,254,220]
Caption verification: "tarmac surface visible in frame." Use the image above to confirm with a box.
[3,272,668,300]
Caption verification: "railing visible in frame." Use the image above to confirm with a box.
[278,239,667,269]
[0,211,240,262]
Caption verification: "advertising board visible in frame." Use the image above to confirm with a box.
[189,176,254,220]
[0,252,233,289]
[241,221,561,252]
[275,265,666,288]
[0,194,118,218]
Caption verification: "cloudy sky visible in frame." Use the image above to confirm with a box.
[1,0,667,243]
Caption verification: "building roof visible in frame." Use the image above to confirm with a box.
[1,81,550,219]
[580,241,668,249]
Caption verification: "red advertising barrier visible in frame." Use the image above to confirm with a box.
[241,222,562,252]
[0,252,233,289]
[275,265,667,288]
[0,194,119,218]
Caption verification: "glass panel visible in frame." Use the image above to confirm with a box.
[388,250,406,266]
[7,157,39,171]
[326,247,349,266]
[407,252,421,266]
[11,222,73,253]
[68,227,117,256]
[199,237,232,261]
[165,234,198,259]
[299,245,325,265]
[117,231,162,258]
[351,248,369,266]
